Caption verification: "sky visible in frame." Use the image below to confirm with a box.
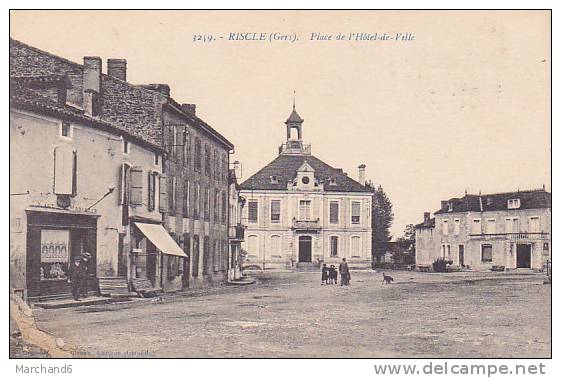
[10,10,551,237]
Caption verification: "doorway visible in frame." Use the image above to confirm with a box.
[298,236,312,262]
[516,244,532,268]
[458,245,465,267]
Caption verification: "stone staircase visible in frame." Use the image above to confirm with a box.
[295,262,320,272]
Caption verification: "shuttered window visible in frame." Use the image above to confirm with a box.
[158,175,168,213]
[129,167,143,206]
[270,235,281,257]
[183,181,190,218]
[270,200,281,223]
[248,201,258,223]
[351,236,361,257]
[329,202,339,224]
[54,146,76,195]
[351,201,361,224]
[148,172,157,211]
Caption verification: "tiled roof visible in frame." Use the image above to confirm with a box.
[10,78,164,153]
[434,189,551,215]
[415,217,435,229]
[9,38,233,150]
[286,108,303,123]
[239,153,370,192]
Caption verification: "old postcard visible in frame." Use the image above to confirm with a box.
[8,8,551,367]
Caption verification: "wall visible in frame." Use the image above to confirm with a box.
[9,108,161,294]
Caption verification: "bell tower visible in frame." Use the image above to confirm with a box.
[279,95,311,155]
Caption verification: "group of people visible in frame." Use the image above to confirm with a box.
[321,257,351,286]
[69,252,92,301]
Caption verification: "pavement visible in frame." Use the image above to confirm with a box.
[29,270,550,358]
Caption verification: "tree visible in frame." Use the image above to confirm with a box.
[366,181,394,266]
[394,224,416,266]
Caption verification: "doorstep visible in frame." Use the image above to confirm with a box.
[32,296,133,309]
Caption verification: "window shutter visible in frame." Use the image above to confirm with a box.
[159,175,168,213]
[129,166,143,206]
[72,150,78,196]
[148,172,155,211]
[54,146,73,195]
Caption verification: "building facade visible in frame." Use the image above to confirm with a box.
[415,189,551,271]
[9,76,171,299]
[239,107,372,270]
[10,38,235,294]
[227,167,245,281]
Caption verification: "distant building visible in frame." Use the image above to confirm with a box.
[415,189,551,271]
[227,166,245,281]
[239,106,372,269]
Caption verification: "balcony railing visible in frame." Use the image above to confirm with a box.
[278,141,311,155]
[292,217,321,230]
[229,223,245,240]
[469,232,550,240]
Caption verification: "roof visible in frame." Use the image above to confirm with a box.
[10,78,164,154]
[10,38,233,150]
[415,217,435,229]
[434,189,551,215]
[286,108,304,123]
[239,153,370,192]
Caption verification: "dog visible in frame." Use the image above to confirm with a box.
[382,272,394,285]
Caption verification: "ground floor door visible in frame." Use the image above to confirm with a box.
[516,244,532,268]
[146,241,157,286]
[298,236,312,262]
[458,245,465,267]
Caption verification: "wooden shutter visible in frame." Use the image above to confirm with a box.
[129,166,143,206]
[148,172,155,211]
[159,175,168,213]
[54,146,73,194]
[72,150,78,196]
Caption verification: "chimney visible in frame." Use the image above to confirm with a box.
[358,164,366,186]
[181,103,196,115]
[107,58,127,81]
[83,56,102,116]
[423,212,430,225]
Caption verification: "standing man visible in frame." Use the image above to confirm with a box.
[70,257,83,301]
[80,252,92,298]
[339,258,350,286]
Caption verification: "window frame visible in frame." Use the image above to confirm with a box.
[329,235,339,257]
[471,218,482,235]
[329,200,340,225]
[248,200,259,224]
[270,199,281,224]
[59,121,73,140]
[299,199,312,221]
[481,244,493,262]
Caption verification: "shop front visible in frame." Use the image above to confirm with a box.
[131,222,188,291]
[25,207,99,299]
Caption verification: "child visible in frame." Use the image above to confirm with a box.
[321,264,329,285]
[329,265,338,285]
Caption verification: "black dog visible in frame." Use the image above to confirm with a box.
[382,272,394,285]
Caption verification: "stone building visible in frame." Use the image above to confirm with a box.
[10,38,235,292]
[415,189,551,271]
[239,107,372,270]
[9,76,172,299]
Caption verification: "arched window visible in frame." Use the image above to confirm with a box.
[247,235,259,259]
[270,235,281,258]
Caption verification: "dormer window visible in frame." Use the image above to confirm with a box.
[270,175,279,184]
[507,199,520,209]
[328,177,337,186]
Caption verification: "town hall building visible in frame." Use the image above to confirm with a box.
[239,106,373,270]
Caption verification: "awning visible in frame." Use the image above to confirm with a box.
[134,222,187,257]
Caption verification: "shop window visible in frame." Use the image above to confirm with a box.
[40,230,70,281]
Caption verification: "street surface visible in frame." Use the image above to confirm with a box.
[33,271,551,358]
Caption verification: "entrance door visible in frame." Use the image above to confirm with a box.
[458,245,465,267]
[146,241,157,286]
[298,236,312,262]
[516,244,532,268]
